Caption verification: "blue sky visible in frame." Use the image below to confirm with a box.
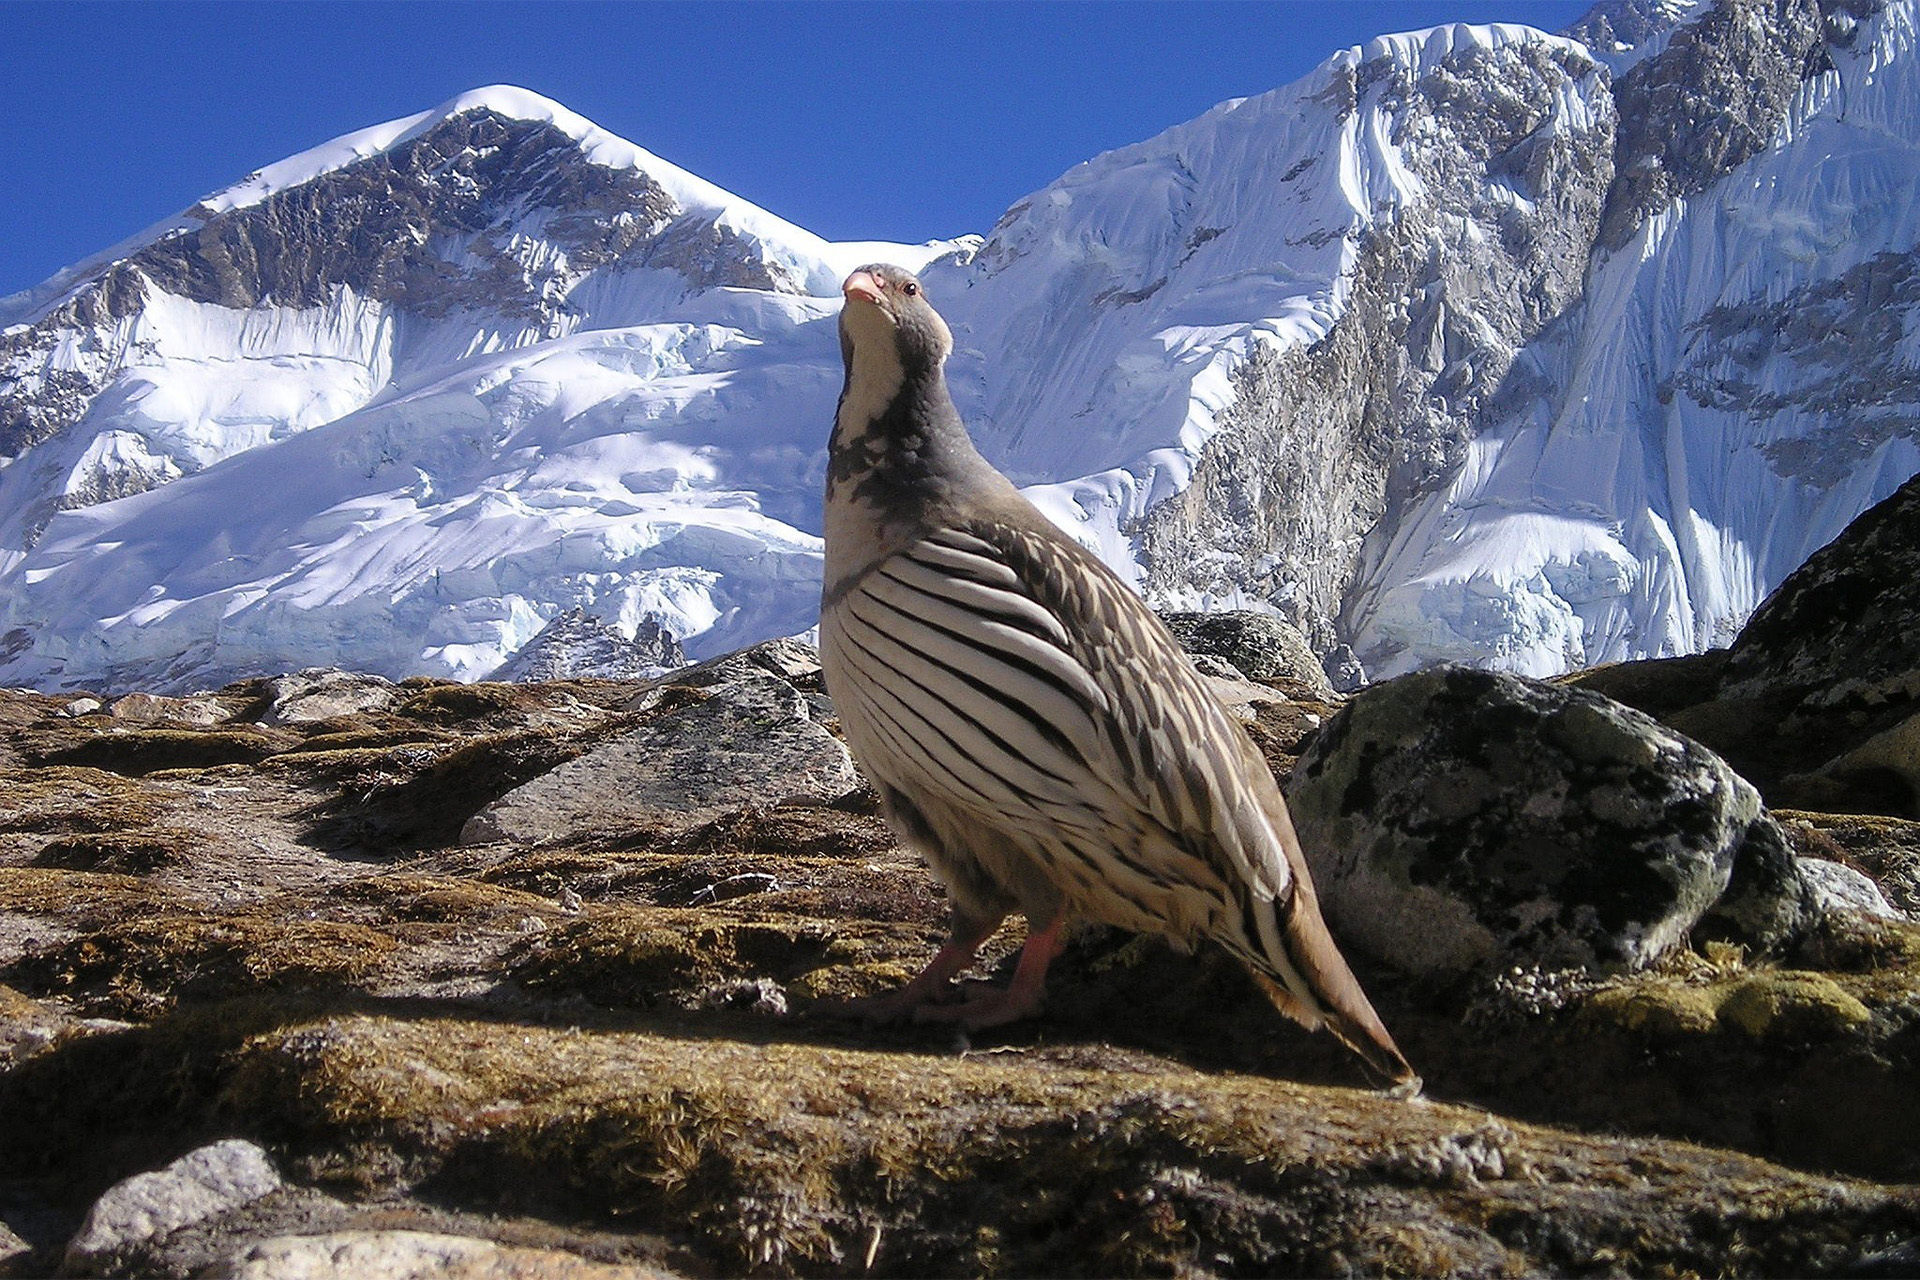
[2,1,1590,299]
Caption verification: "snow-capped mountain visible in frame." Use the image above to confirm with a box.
[0,87,968,689]
[2,0,1916,692]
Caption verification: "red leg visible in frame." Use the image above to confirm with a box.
[913,910,1068,1030]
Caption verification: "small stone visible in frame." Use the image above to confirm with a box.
[1798,857,1904,922]
[64,1139,282,1273]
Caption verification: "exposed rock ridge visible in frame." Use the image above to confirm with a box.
[1140,35,1614,656]
[1598,0,1841,250]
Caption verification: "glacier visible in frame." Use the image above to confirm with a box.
[1,0,1917,693]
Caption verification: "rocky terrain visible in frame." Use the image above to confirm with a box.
[2,481,1919,1278]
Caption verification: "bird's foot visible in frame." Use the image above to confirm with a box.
[812,988,933,1025]
[813,977,977,1025]
[910,981,1046,1031]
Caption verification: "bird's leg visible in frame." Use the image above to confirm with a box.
[913,910,1068,1030]
[817,912,1005,1024]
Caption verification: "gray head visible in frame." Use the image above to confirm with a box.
[839,263,954,378]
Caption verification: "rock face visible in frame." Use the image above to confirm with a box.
[1288,667,1811,979]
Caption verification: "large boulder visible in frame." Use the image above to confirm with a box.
[1287,667,1812,980]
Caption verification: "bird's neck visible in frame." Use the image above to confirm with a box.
[825,352,1009,593]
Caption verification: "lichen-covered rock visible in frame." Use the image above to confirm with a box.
[260,669,401,725]
[63,1139,282,1275]
[106,692,231,726]
[1288,666,1810,979]
[463,676,859,845]
[1159,611,1335,696]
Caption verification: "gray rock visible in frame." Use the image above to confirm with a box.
[260,669,400,725]
[1160,611,1334,697]
[464,676,859,845]
[107,691,230,725]
[1287,667,1809,981]
[1798,857,1905,923]
[1187,653,1249,682]
[635,636,823,701]
[490,609,685,683]
[64,1138,282,1274]
[1201,674,1294,723]
[228,1229,675,1279]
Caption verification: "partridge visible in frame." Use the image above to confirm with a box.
[820,263,1416,1090]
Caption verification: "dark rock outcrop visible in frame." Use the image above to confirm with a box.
[1576,470,1920,817]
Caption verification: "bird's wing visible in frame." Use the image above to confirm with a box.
[849,517,1299,906]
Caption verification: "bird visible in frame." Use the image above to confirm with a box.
[818,262,1418,1092]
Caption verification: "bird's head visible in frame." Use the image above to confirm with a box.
[839,263,953,375]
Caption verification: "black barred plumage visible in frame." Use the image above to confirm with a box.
[820,263,1418,1092]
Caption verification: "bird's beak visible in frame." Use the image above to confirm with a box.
[843,270,886,307]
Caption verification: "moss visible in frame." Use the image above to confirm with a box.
[45,726,294,775]
[0,766,167,834]
[0,867,162,917]
[1582,982,1730,1036]
[512,906,929,1009]
[396,683,590,728]
[1718,972,1875,1039]
[9,913,404,1017]
[200,1014,1920,1278]
[325,874,555,926]
[31,830,200,873]
[272,725,453,757]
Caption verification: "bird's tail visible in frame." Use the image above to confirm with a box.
[1245,923,1421,1097]
[1245,801,1422,1097]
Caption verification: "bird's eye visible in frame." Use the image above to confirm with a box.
[902,281,920,297]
